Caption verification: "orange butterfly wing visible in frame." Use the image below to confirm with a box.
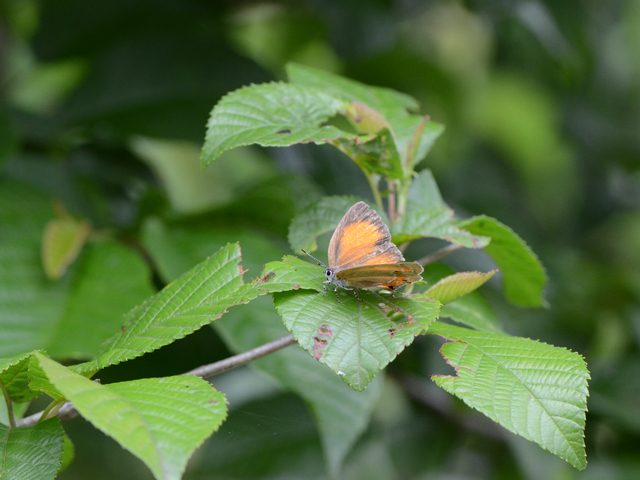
[328,202,404,272]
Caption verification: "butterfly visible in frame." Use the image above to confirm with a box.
[303,201,423,299]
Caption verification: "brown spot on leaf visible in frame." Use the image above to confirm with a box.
[313,323,333,359]
[121,326,126,333]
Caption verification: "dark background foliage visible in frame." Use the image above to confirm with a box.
[1,0,639,478]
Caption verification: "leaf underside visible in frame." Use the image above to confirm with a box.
[429,322,589,470]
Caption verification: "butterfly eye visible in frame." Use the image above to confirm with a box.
[325,268,332,277]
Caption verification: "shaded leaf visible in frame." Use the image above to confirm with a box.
[397,116,445,169]
[47,240,155,359]
[274,283,441,390]
[74,243,245,374]
[58,434,75,474]
[0,417,64,480]
[35,354,227,480]
[202,82,351,166]
[441,294,504,334]
[131,137,275,214]
[457,215,547,307]
[425,270,497,304]
[288,195,362,253]
[141,221,372,479]
[0,181,66,358]
[216,295,383,477]
[41,216,91,280]
[0,351,42,403]
[0,181,154,360]
[406,169,447,211]
[332,128,404,179]
[429,322,589,470]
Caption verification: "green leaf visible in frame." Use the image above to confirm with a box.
[420,263,503,333]
[58,434,75,474]
[286,63,418,122]
[395,116,445,169]
[216,295,383,477]
[288,195,363,253]
[0,181,155,360]
[457,215,547,307]
[41,216,91,280]
[47,240,155,359]
[131,137,275,214]
[28,354,63,401]
[34,354,227,480]
[74,243,245,374]
[406,169,447,211]
[332,128,404,179]
[0,351,42,403]
[141,220,372,479]
[141,217,288,283]
[0,417,65,480]
[424,270,497,304]
[429,322,589,470]
[392,207,491,248]
[286,63,443,170]
[0,181,66,358]
[274,286,441,391]
[440,294,504,334]
[201,82,351,166]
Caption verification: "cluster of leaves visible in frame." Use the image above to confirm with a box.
[0,63,590,479]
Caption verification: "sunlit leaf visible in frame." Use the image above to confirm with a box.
[202,82,351,166]
[35,354,227,480]
[425,270,497,304]
[420,263,502,333]
[429,322,589,470]
[286,62,418,122]
[392,207,490,248]
[274,278,441,390]
[286,63,445,170]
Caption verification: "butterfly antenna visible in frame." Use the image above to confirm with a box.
[301,249,327,267]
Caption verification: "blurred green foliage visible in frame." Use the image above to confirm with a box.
[1,0,639,478]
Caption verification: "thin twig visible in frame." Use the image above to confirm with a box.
[185,334,296,378]
[416,244,465,266]
[16,334,297,428]
[18,400,79,427]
